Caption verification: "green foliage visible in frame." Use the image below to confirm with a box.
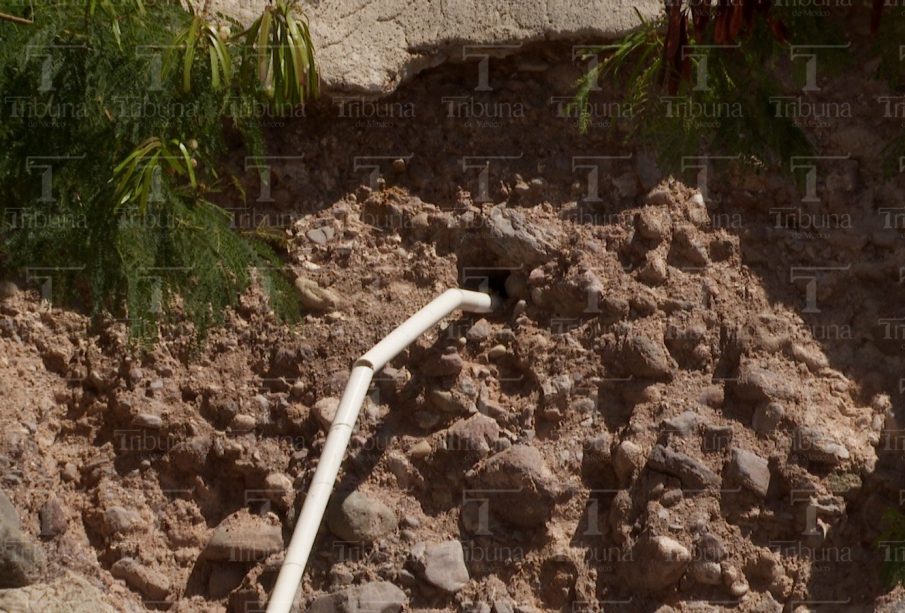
[241,0,319,109]
[878,508,905,587]
[0,0,318,341]
[873,14,905,174]
[573,7,824,180]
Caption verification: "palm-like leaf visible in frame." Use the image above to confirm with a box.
[242,0,318,107]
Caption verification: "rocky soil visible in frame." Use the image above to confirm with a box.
[2,43,905,613]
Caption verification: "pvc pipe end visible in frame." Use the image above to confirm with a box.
[457,289,494,313]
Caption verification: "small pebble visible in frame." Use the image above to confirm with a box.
[488,345,507,360]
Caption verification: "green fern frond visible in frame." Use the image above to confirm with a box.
[0,0,314,342]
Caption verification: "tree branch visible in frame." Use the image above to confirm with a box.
[0,11,33,25]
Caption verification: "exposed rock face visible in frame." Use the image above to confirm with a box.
[0,110,892,610]
[205,0,659,95]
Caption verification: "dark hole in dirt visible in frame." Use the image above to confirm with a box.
[458,265,509,301]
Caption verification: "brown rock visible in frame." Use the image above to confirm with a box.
[620,336,675,381]
[471,445,559,528]
[443,414,500,461]
[39,496,68,538]
[726,448,770,497]
[626,535,690,590]
[648,445,721,491]
[110,558,171,601]
[203,510,283,562]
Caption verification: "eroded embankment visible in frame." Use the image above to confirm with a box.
[1,41,905,613]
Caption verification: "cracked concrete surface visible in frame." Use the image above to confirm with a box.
[208,0,660,95]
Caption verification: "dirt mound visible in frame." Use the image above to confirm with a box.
[2,44,905,613]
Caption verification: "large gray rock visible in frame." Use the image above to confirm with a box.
[794,426,850,465]
[327,491,398,543]
[206,0,660,95]
[0,501,44,588]
[308,581,407,613]
[411,540,470,593]
[647,445,721,491]
[479,206,562,268]
[0,571,116,613]
[0,490,19,530]
[726,448,770,497]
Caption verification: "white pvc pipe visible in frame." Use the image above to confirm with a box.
[266,288,494,613]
